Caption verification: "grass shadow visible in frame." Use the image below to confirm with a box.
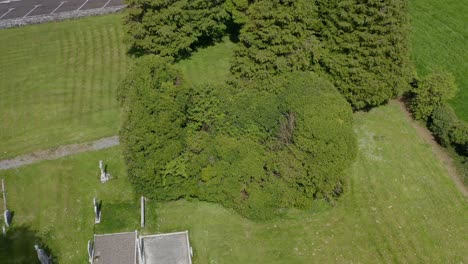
[0,225,56,263]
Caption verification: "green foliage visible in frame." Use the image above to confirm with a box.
[230,0,319,87]
[125,0,228,59]
[187,84,227,132]
[429,104,468,184]
[277,72,357,199]
[430,105,468,156]
[119,55,190,197]
[120,58,357,219]
[317,0,412,109]
[410,68,458,120]
[224,0,250,24]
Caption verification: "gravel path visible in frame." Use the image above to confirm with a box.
[0,136,119,171]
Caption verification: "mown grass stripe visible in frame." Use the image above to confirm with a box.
[0,14,126,159]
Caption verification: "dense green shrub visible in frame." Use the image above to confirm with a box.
[120,58,357,219]
[317,0,412,109]
[410,68,458,120]
[276,72,357,199]
[430,105,468,155]
[125,0,228,59]
[119,55,191,197]
[230,0,319,88]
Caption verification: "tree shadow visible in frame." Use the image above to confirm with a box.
[0,225,56,263]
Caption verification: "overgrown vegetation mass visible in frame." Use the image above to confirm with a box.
[119,55,357,219]
[120,0,418,219]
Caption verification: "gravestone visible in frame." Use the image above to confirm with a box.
[88,240,94,262]
[99,160,111,183]
[35,245,52,264]
[4,209,11,227]
[94,197,101,224]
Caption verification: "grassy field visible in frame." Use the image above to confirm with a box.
[0,14,129,159]
[409,0,468,121]
[1,103,467,263]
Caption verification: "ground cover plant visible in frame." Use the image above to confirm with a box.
[409,0,468,121]
[0,14,129,159]
[1,103,467,263]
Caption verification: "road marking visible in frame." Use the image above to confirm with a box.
[77,0,89,10]
[0,7,13,19]
[0,0,21,4]
[23,4,40,18]
[102,0,112,8]
[50,1,66,14]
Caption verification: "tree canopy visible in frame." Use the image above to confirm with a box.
[316,0,412,109]
[125,0,228,59]
[230,0,319,88]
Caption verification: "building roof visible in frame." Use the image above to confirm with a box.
[93,231,137,264]
[140,231,192,264]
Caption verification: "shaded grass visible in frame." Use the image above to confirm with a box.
[409,0,468,121]
[1,103,467,263]
[0,14,129,159]
[178,37,235,86]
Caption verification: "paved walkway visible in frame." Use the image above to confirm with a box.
[0,136,119,170]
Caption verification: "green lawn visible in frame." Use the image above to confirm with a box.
[2,103,467,263]
[178,37,235,86]
[0,147,133,263]
[409,0,468,121]
[0,14,129,159]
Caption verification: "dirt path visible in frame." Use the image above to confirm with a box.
[395,99,468,197]
[0,136,119,171]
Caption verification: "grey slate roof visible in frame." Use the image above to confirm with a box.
[93,232,137,264]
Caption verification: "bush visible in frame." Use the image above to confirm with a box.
[430,105,468,156]
[410,68,458,120]
[277,72,357,199]
[125,0,228,59]
[120,63,357,219]
[119,55,190,197]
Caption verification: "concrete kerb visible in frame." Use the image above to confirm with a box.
[0,5,126,29]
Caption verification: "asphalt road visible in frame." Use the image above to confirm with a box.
[0,0,124,20]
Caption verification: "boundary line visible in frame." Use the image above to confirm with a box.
[0,7,13,19]
[23,4,40,18]
[77,0,89,11]
[102,0,112,9]
[50,1,66,14]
